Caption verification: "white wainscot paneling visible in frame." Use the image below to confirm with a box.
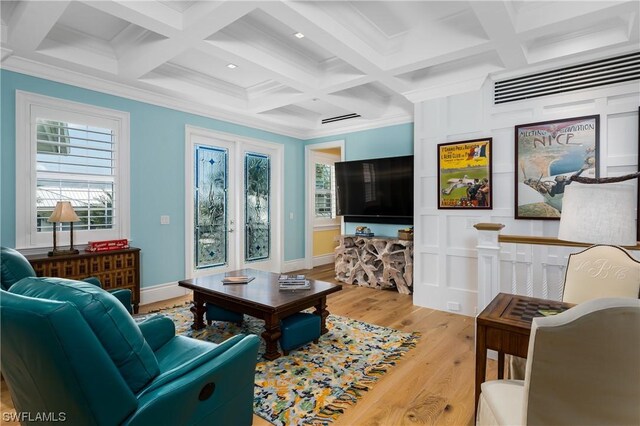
[420,176,435,209]
[447,215,481,249]
[447,91,483,134]
[447,255,478,294]
[542,220,560,236]
[493,172,513,210]
[542,98,596,116]
[491,107,534,129]
[607,112,639,159]
[419,252,439,285]
[490,128,514,167]
[420,214,439,246]
[419,137,438,168]
[607,92,640,107]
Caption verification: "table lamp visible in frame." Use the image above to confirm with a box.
[48,201,80,256]
[558,173,638,246]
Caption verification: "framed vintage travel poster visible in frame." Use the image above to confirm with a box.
[515,115,599,220]
[438,138,492,209]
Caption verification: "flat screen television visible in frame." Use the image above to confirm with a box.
[335,155,413,225]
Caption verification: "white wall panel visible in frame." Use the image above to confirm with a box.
[419,253,439,285]
[447,255,478,292]
[420,214,439,246]
[414,79,640,316]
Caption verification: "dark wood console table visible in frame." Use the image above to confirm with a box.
[21,247,141,313]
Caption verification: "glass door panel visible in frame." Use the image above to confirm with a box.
[195,145,228,269]
[244,152,270,262]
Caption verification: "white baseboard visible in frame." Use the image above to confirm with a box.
[313,253,335,267]
[282,258,306,272]
[140,281,190,306]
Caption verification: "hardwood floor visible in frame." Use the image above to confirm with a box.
[1,264,495,425]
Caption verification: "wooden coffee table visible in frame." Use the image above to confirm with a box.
[178,269,342,360]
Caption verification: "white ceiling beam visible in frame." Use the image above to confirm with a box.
[248,74,376,114]
[469,1,528,69]
[261,2,412,96]
[201,35,319,90]
[8,1,70,52]
[116,2,257,79]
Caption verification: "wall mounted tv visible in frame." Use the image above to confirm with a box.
[335,155,414,225]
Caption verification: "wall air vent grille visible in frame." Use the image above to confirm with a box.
[321,113,361,124]
[494,51,640,104]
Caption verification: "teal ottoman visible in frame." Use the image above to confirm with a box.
[206,303,243,325]
[279,312,321,355]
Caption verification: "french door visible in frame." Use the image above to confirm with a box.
[186,127,281,278]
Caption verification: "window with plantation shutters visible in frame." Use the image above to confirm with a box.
[315,163,335,218]
[16,92,130,249]
[36,119,116,233]
[311,150,339,230]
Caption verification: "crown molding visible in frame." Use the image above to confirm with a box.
[1,55,417,141]
[0,55,309,139]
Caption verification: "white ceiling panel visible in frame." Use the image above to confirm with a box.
[57,1,130,42]
[1,0,637,138]
[169,48,270,89]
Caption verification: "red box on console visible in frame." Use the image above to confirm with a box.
[85,239,129,252]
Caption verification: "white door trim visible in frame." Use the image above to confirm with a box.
[185,126,284,278]
[304,140,345,270]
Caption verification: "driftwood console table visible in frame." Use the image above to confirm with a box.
[335,235,413,294]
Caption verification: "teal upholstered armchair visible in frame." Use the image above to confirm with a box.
[1,277,260,425]
[0,246,133,313]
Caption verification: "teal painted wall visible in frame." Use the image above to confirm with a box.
[0,70,305,288]
[305,123,415,237]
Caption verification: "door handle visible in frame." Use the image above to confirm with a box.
[228,228,234,233]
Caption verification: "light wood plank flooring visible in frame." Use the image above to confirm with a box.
[1,264,495,425]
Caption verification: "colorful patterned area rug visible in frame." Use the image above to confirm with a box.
[137,305,419,425]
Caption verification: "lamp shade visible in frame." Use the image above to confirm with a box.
[48,201,80,223]
[558,183,636,245]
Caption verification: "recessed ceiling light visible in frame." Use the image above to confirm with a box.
[294,32,305,39]
[226,63,237,69]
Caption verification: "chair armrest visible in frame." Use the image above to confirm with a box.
[82,276,102,287]
[108,288,132,313]
[137,334,252,397]
[137,315,175,351]
[127,334,259,426]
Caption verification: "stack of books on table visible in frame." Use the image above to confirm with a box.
[278,274,311,290]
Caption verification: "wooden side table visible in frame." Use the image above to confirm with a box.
[21,247,141,313]
[475,293,573,415]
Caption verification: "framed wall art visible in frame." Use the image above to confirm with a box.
[515,115,599,220]
[438,138,492,209]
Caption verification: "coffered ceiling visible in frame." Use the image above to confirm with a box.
[1,1,638,138]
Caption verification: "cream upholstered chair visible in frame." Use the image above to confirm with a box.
[508,244,640,379]
[561,244,640,303]
[478,297,640,426]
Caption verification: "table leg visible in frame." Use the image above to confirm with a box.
[475,323,487,419]
[190,292,206,330]
[498,351,505,379]
[314,297,329,334]
[262,313,282,360]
